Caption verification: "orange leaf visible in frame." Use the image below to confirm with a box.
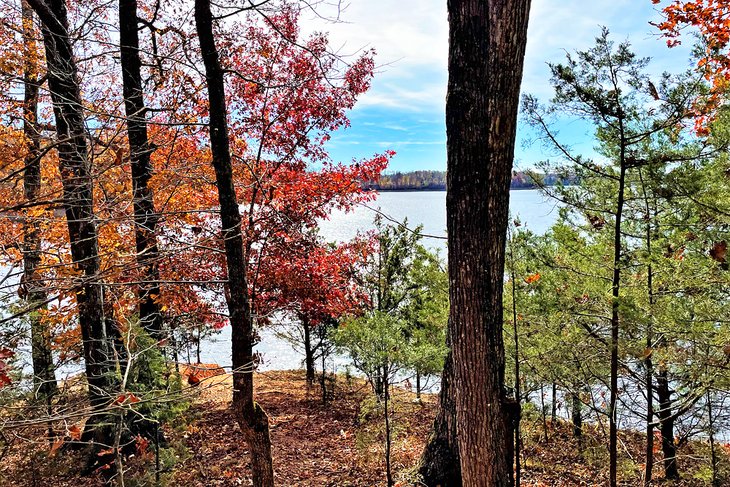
[68,424,81,440]
[115,393,141,405]
[49,438,64,456]
[524,272,541,284]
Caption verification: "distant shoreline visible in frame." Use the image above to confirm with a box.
[365,169,576,192]
[373,186,543,192]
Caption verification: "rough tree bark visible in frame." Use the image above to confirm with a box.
[419,351,461,487]
[119,0,163,339]
[26,0,114,445]
[20,0,57,401]
[445,0,531,485]
[194,1,274,485]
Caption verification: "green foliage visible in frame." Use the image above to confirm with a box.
[335,311,408,388]
[125,438,192,487]
[365,216,424,313]
[517,26,730,482]
[349,217,448,387]
[401,245,448,378]
[125,324,189,425]
[335,218,448,486]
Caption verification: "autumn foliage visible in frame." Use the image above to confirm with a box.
[654,0,730,131]
[0,1,390,481]
[0,1,388,387]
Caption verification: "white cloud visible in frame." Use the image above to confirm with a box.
[300,1,448,67]
[300,0,695,112]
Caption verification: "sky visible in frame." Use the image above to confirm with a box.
[299,0,697,173]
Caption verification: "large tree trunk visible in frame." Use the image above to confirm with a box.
[419,351,461,487]
[21,1,57,401]
[119,0,163,339]
[194,2,274,485]
[656,368,679,480]
[445,0,531,485]
[27,0,113,445]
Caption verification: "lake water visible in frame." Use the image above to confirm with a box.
[200,189,559,371]
[17,189,557,381]
[24,189,724,437]
[319,189,558,251]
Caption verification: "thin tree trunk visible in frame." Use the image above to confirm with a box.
[509,233,522,486]
[374,366,385,398]
[302,316,315,384]
[27,0,113,446]
[119,0,163,339]
[419,351,461,487]
[196,326,201,364]
[656,368,679,480]
[540,383,549,441]
[504,398,519,486]
[707,391,719,487]
[384,373,393,487]
[113,412,125,487]
[609,143,628,487]
[551,382,557,422]
[320,346,327,404]
[572,392,582,439]
[194,2,273,484]
[415,371,421,400]
[639,169,655,486]
[446,1,531,484]
[21,1,57,401]
[644,319,654,487]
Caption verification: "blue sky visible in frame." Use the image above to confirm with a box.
[301,0,697,173]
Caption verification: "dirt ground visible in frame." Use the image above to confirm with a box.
[1,368,727,486]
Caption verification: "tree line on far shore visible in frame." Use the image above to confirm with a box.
[365,169,578,191]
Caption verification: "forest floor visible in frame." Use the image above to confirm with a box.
[1,368,728,486]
